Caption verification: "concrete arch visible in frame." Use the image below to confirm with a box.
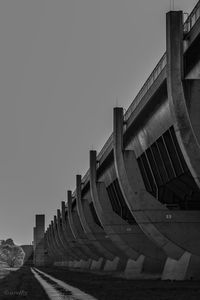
[90,150,151,274]
[57,209,77,261]
[47,225,61,261]
[50,221,63,260]
[76,175,114,260]
[67,190,99,261]
[46,228,56,260]
[53,216,68,259]
[61,200,88,261]
[44,232,54,265]
[167,11,200,189]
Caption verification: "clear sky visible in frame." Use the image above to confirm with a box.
[0,0,198,245]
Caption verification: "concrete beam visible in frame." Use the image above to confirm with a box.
[113,107,183,258]
[61,200,88,261]
[76,174,116,262]
[57,209,77,261]
[67,190,98,261]
[46,227,59,260]
[34,215,45,266]
[53,215,68,259]
[167,11,200,188]
[45,229,55,260]
[50,222,63,260]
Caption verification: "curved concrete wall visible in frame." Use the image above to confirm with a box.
[42,5,200,280]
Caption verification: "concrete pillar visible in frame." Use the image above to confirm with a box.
[89,150,129,272]
[43,232,54,266]
[113,107,167,276]
[76,175,106,263]
[34,214,45,266]
[33,227,36,265]
[50,221,63,260]
[76,174,118,269]
[61,201,85,261]
[166,10,200,189]
[53,216,67,260]
[67,190,97,262]
[46,227,58,260]
[57,209,76,261]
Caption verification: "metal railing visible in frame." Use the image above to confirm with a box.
[124,53,167,121]
[81,1,200,186]
[184,1,200,32]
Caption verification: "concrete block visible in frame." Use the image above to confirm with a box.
[162,252,191,280]
[124,256,145,279]
[90,257,104,270]
[103,257,120,271]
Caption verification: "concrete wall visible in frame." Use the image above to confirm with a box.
[42,5,200,280]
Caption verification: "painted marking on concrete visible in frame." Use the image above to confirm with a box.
[166,214,172,219]
[31,267,98,300]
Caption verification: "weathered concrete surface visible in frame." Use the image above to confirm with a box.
[61,201,87,261]
[34,215,45,267]
[44,5,200,280]
[67,190,99,261]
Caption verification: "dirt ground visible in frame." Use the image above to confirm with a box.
[0,267,49,300]
[1,266,200,300]
[40,266,200,300]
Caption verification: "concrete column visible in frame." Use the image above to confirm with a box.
[61,201,85,261]
[167,10,200,189]
[76,174,115,264]
[67,190,95,265]
[49,224,62,262]
[164,11,200,280]
[76,175,106,262]
[33,227,36,265]
[89,150,130,272]
[50,221,63,260]
[113,107,167,275]
[44,232,54,266]
[53,216,67,261]
[34,214,45,266]
[57,209,77,261]
[46,227,58,260]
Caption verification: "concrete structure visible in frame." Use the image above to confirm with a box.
[20,245,33,266]
[42,2,200,279]
[33,215,45,266]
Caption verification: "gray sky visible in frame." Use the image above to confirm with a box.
[0,0,197,245]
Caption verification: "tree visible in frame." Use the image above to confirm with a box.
[0,239,25,267]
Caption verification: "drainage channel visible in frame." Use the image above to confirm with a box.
[31,267,98,300]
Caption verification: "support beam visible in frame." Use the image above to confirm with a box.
[45,228,55,260]
[90,150,140,260]
[76,174,115,261]
[34,215,45,266]
[57,209,76,261]
[46,227,57,260]
[167,10,200,188]
[113,106,183,260]
[67,190,99,261]
[53,215,70,262]
[61,201,87,261]
[50,222,63,261]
